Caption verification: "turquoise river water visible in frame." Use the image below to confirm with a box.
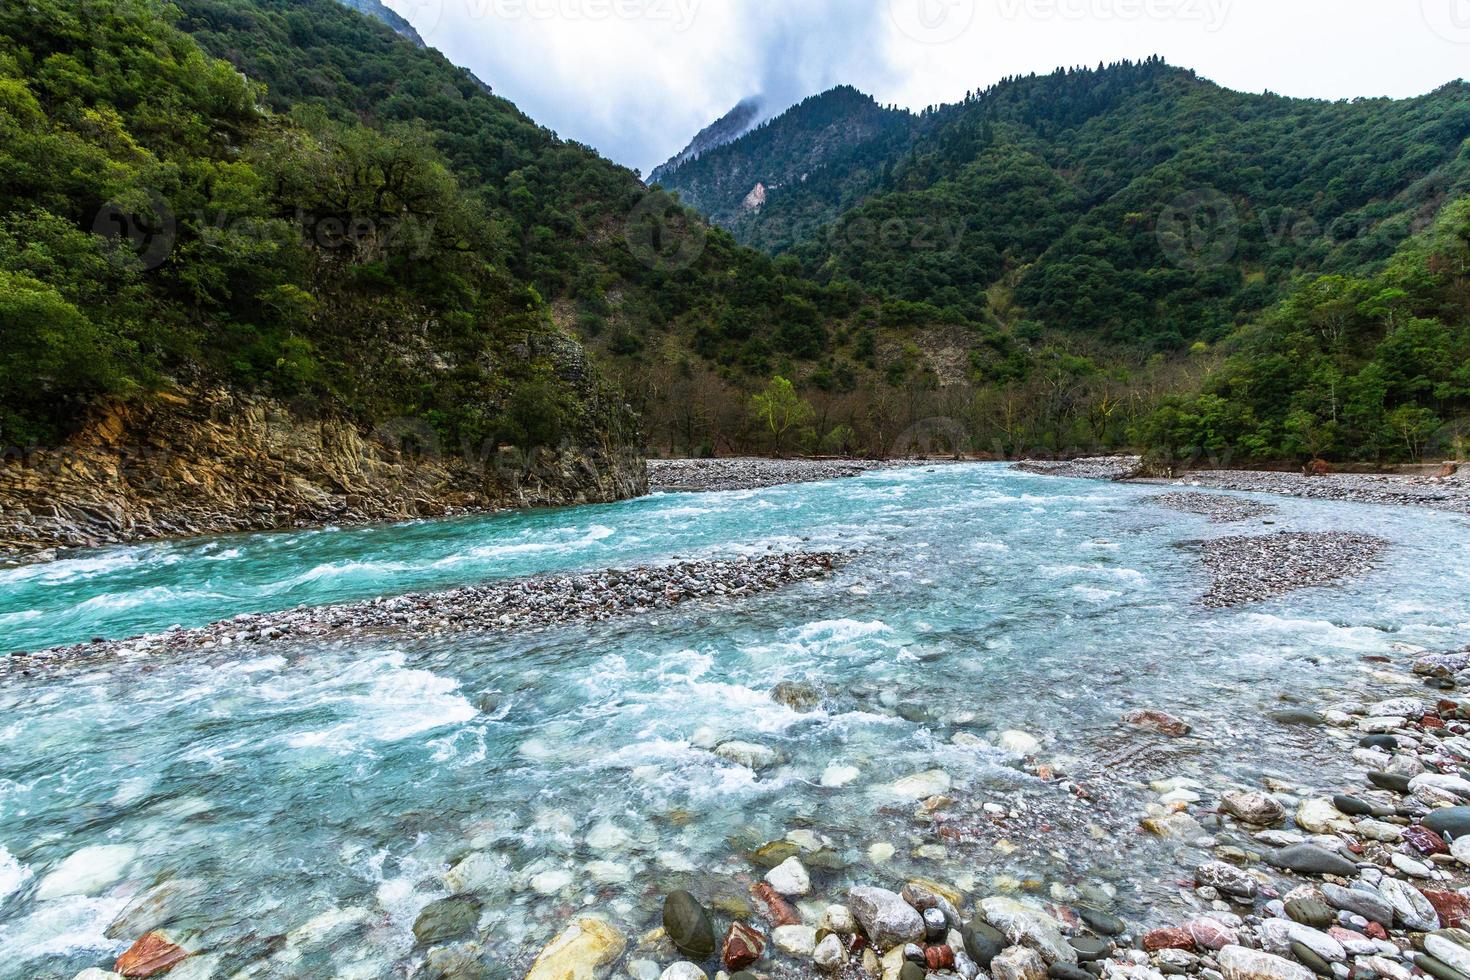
[1,465,1468,978]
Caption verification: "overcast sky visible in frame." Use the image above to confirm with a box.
[381,0,1470,175]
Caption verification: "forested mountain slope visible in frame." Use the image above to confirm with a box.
[657,60,1470,350]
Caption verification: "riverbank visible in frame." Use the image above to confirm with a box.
[0,551,841,679]
[648,458,951,493]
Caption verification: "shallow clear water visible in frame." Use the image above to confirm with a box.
[2,465,1469,978]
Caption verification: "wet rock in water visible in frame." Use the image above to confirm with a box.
[1284,899,1335,929]
[980,898,1077,965]
[814,933,848,973]
[526,918,627,980]
[1141,811,1205,840]
[444,852,508,894]
[770,681,821,712]
[963,922,1007,966]
[1218,944,1315,980]
[819,904,857,934]
[74,971,124,980]
[1378,877,1440,931]
[750,882,801,927]
[713,741,781,771]
[1267,844,1357,877]
[923,908,948,942]
[992,946,1049,980]
[35,844,136,900]
[114,932,188,978]
[763,856,810,897]
[771,924,817,957]
[849,886,924,950]
[106,879,207,941]
[749,840,799,869]
[414,897,482,946]
[1424,807,1470,841]
[1078,908,1125,937]
[660,964,707,980]
[1221,792,1287,826]
[1123,709,1192,737]
[721,922,764,972]
[999,730,1041,755]
[663,891,717,960]
[1195,861,1258,899]
[889,769,951,799]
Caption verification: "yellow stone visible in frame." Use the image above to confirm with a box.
[526,918,627,980]
[907,877,964,907]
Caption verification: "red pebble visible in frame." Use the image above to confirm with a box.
[1364,922,1388,941]
[1404,825,1449,856]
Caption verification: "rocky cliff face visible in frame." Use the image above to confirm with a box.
[0,389,647,562]
[648,97,765,185]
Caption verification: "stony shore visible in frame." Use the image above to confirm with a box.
[1154,470,1470,516]
[0,551,842,679]
[1012,457,1148,482]
[649,458,951,493]
[444,644,1470,980]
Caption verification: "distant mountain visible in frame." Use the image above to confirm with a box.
[648,97,765,184]
[655,60,1470,349]
[332,0,425,46]
[652,86,916,248]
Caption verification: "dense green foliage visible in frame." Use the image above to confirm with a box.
[1139,200,1470,466]
[658,61,1470,350]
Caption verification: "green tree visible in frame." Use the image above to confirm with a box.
[749,376,814,456]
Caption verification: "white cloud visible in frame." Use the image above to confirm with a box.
[383,0,1470,175]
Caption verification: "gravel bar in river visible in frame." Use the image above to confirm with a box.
[0,550,843,679]
[1198,531,1389,607]
[1153,491,1280,523]
[648,457,948,493]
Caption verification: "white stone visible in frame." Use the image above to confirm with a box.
[72,972,124,980]
[999,730,1040,755]
[586,821,631,851]
[1390,853,1432,878]
[1425,935,1470,977]
[444,851,508,894]
[1285,924,1345,963]
[867,842,895,863]
[531,869,574,894]
[889,769,951,798]
[819,904,857,934]
[991,945,1048,980]
[1377,877,1440,931]
[980,896,1076,965]
[1410,773,1470,800]
[35,845,135,901]
[820,763,860,788]
[586,861,633,885]
[764,857,811,897]
[772,925,817,957]
[1218,944,1314,980]
[660,964,707,980]
[714,741,780,770]
[1295,798,1352,834]
[1452,834,1470,867]
[814,933,848,973]
[1355,819,1403,841]
[1363,957,1414,980]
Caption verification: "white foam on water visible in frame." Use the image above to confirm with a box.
[0,552,141,586]
[0,610,41,627]
[791,618,892,646]
[972,540,1010,552]
[283,653,478,753]
[1072,585,1123,602]
[0,846,30,902]
[77,586,227,612]
[1235,613,1391,651]
[0,894,127,963]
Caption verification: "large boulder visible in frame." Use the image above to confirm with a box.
[991,945,1048,980]
[525,918,627,980]
[1378,878,1440,932]
[663,892,715,960]
[848,886,924,950]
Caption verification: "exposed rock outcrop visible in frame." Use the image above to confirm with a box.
[0,387,646,561]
